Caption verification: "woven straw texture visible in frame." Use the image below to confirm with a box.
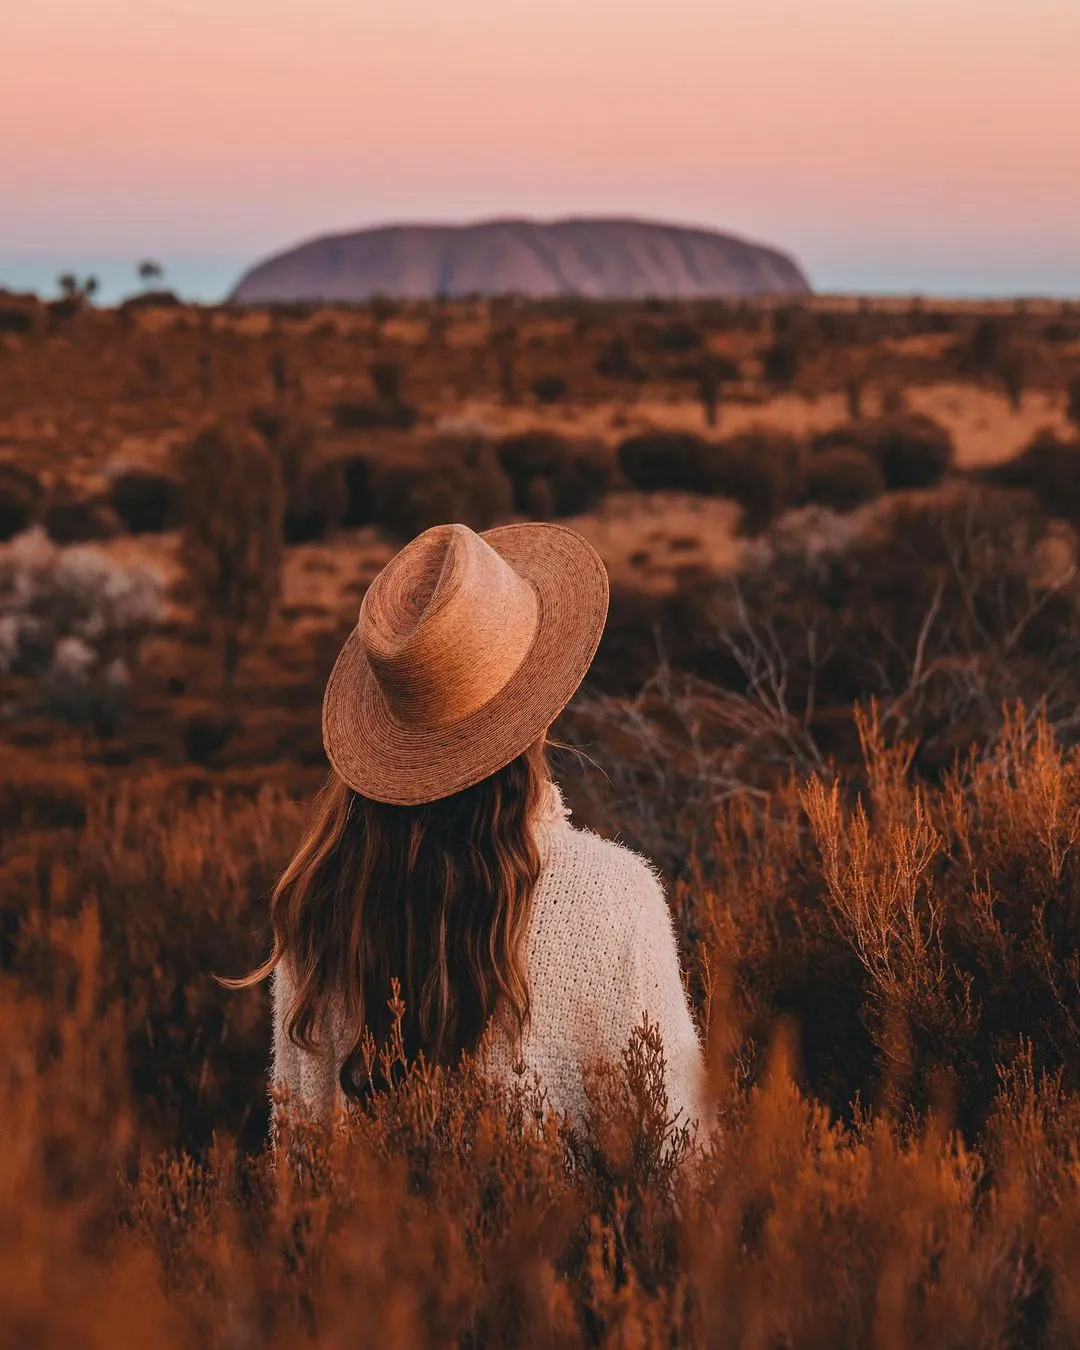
[322,522,609,805]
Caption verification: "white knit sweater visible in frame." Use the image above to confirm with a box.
[270,782,709,1136]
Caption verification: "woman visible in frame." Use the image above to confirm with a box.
[232,521,708,1138]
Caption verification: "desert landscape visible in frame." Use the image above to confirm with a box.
[5,283,1080,1343]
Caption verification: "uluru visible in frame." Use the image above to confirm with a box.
[229,216,812,303]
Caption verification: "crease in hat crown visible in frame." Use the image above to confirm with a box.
[358,523,540,729]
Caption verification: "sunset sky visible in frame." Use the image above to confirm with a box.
[3,0,1079,303]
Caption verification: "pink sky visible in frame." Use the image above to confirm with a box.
[3,0,1079,299]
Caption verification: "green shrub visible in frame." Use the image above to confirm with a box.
[369,435,512,539]
[117,289,182,314]
[617,431,715,493]
[869,415,955,489]
[338,455,372,527]
[1067,377,1080,432]
[0,305,35,335]
[957,315,1008,373]
[108,466,183,534]
[0,462,43,540]
[975,430,1080,521]
[617,429,803,531]
[816,416,954,491]
[530,374,568,403]
[370,360,402,405]
[803,448,885,513]
[42,483,122,544]
[498,431,614,517]
[653,323,703,353]
[332,398,390,430]
[761,337,802,387]
[708,430,805,533]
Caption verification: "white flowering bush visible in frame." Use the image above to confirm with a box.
[737,502,869,578]
[0,527,163,724]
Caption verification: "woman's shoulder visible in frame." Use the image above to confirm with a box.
[540,810,666,924]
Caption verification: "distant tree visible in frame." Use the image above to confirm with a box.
[491,327,517,403]
[137,260,165,288]
[963,317,1005,373]
[595,334,646,383]
[57,273,99,304]
[268,349,288,400]
[370,360,402,406]
[695,354,740,427]
[174,419,284,715]
[999,350,1028,411]
[197,349,213,400]
[762,337,801,389]
[880,385,907,416]
[844,377,864,421]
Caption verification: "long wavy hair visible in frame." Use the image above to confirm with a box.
[225,735,551,1100]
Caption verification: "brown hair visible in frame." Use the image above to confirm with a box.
[226,735,550,1099]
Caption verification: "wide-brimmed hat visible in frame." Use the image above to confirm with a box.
[322,522,609,805]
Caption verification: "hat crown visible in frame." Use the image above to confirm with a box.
[359,524,539,728]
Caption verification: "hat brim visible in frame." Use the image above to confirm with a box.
[321,522,609,805]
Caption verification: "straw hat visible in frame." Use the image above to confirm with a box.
[322,522,609,805]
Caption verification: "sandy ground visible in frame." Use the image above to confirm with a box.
[562,492,742,596]
[102,493,743,633]
[442,382,1072,470]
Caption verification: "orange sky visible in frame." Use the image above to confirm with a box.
[3,0,1079,299]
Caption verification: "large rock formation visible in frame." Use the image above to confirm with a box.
[230,217,811,303]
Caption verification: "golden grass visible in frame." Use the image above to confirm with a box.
[6,707,1080,1344]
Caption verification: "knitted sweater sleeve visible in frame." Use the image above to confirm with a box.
[624,867,711,1137]
[270,959,341,1129]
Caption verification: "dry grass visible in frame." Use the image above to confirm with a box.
[8,705,1080,1345]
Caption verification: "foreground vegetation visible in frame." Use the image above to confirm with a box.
[9,699,1080,1347]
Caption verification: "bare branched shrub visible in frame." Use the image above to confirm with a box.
[724,485,1080,770]
[250,409,346,543]
[175,419,285,711]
